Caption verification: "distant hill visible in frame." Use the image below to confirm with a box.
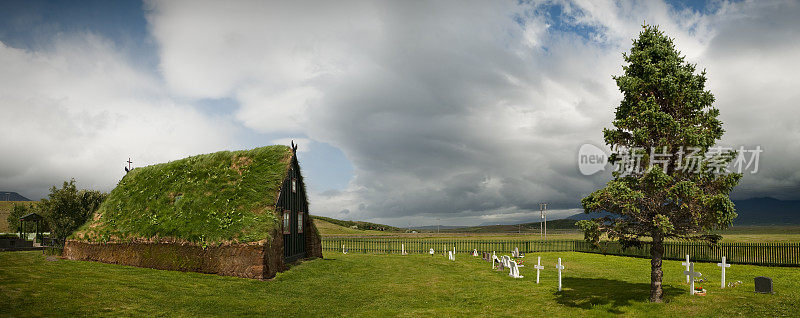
[730,197,800,225]
[565,197,800,225]
[567,211,614,221]
[0,192,31,201]
[311,215,405,232]
[412,225,464,231]
[431,219,580,233]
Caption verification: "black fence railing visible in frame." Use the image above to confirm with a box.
[322,237,800,267]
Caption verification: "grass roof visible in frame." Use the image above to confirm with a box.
[72,145,293,245]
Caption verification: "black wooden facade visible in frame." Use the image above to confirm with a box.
[276,150,308,262]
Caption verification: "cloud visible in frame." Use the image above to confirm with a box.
[144,0,800,226]
[4,0,797,228]
[0,32,240,199]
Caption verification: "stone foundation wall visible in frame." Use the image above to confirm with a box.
[63,235,286,279]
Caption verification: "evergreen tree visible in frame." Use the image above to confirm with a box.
[578,25,741,302]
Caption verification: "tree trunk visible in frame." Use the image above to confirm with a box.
[649,234,664,302]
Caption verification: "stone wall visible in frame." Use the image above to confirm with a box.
[63,234,287,279]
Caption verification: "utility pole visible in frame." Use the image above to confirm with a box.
[437,218,440,234]
[539,203,548,241]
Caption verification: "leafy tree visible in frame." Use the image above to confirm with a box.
[577,25,740,302]
[7,203,31,234]
[38,179,107,242]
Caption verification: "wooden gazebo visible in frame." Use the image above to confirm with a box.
[19,213,44,244]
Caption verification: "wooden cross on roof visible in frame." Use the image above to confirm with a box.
[125,158,133,173]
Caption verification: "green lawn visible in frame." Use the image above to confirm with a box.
[1,251,797,317]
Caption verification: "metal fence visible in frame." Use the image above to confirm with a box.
[322,237,800,266]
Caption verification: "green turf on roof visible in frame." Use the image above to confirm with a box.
[73,145,293,245]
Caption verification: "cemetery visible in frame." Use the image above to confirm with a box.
[2,248,798,316]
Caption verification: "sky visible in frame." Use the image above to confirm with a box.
[1,0,798,227]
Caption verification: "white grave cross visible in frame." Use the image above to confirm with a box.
[684,262,702,295]
[492,255,502,269]
[533,256,544,284]
[448,250,455,261]
[717,256,731,288]
[555,258,565,291]
[401,244,408,255]
[681,255,691,283]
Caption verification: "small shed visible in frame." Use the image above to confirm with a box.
[63,144,322,279]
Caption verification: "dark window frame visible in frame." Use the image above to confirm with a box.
[297,211,303,233]
[283,210,291,234]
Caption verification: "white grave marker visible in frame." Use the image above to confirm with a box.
[509,260,524,278]
[681,255,691,283]
[717,256,731,288]
[533,256,544,284]
[555,258,565,291]
[448,250,455,261]
[492,255,502,269]
[684,262,702,295]
[473,249,478,257]
[502,255,511,268]
[429,248,435,255]
[401,244,408,255]
[342,244,346,254]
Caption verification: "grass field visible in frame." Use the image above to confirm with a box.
[1,250,797,317]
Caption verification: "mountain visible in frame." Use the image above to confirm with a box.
[730,197,800,225]
[0,191,31,201]
[564,197,800,225]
